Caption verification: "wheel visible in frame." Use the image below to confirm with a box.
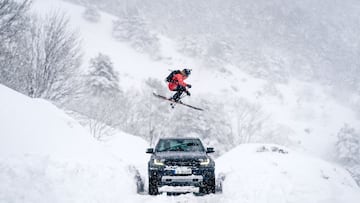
[200,178,215,194]
[148,177,159,195]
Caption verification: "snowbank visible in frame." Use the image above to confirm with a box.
[216,144,360,203]
[0,85,137,202]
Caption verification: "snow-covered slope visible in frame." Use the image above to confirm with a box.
[0,85,106,162]
[31,0,360,160]
[8,0,357,202]
[0,84,359,202]
[31,0,196,91]
[217,144,360,203]
[0,84,142,202]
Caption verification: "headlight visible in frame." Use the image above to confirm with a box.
[153,158,165,166]
[199,158,210,165]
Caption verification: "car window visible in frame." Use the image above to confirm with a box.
[156,139,205,152]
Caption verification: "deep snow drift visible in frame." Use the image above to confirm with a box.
[0,84,146,202]
[1,84,360,202]
[217,144,360,203]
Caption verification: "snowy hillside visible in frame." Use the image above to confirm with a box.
[0,84,146,202]
[1,0,359,202]
[31,0,192,91]
[1,84,359,202]
[31,0,360,160]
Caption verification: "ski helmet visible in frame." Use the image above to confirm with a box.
[183,69,192,76]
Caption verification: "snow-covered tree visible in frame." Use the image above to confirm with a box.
[82,7,101,23]
[0,0,30,40]
[0,0,30,89]
[335,124,360,186]
[335,124,360,166]
[85,53,120,97]
[348,165,360,187]
[112,12,160,56]
[75,53,124,139]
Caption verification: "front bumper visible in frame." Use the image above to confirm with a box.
[161,174,203,184]
[149,166,214,188]
[158,185,200,193]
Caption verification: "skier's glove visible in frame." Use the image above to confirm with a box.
[186,84,192,88]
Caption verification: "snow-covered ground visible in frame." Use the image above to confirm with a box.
[1,83,359,202]
[1,0,359,202]
[0,84,134,202]
[217,144,360,203]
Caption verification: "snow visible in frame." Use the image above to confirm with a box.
[0,85,103,162]
[31,0,360,160]
[31,0,196,92]
[1,0,359,202]
[0,84,138,202]
[1,84,359,202]
[217,144,360,203]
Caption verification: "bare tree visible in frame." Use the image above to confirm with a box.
[232,99,268,143]
[86,97,121,140]
[28,12,82,104]
[1,8,82,105]
[0,0,31,89]
[0,0,30,40]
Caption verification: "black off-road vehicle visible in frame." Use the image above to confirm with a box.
[146,138,216,195]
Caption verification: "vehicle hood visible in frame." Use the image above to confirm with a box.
[155,151,208,160]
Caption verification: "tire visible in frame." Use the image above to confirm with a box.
[200,178,215,194]
[148,177,158,195]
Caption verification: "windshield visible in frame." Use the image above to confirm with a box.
[155,139,205,152]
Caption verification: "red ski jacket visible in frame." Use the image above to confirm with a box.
[168,73,188,91]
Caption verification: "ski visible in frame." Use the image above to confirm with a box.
[152,92,204,111]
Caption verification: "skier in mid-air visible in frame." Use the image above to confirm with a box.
[153,68,203,111]
[166,69,192,102]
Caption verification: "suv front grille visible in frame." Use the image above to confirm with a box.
[165,159,199,167]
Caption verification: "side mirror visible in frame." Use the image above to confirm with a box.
[206,147,215,153]
[146,148,154,154]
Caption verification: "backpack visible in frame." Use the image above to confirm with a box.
[165,70,181,82]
